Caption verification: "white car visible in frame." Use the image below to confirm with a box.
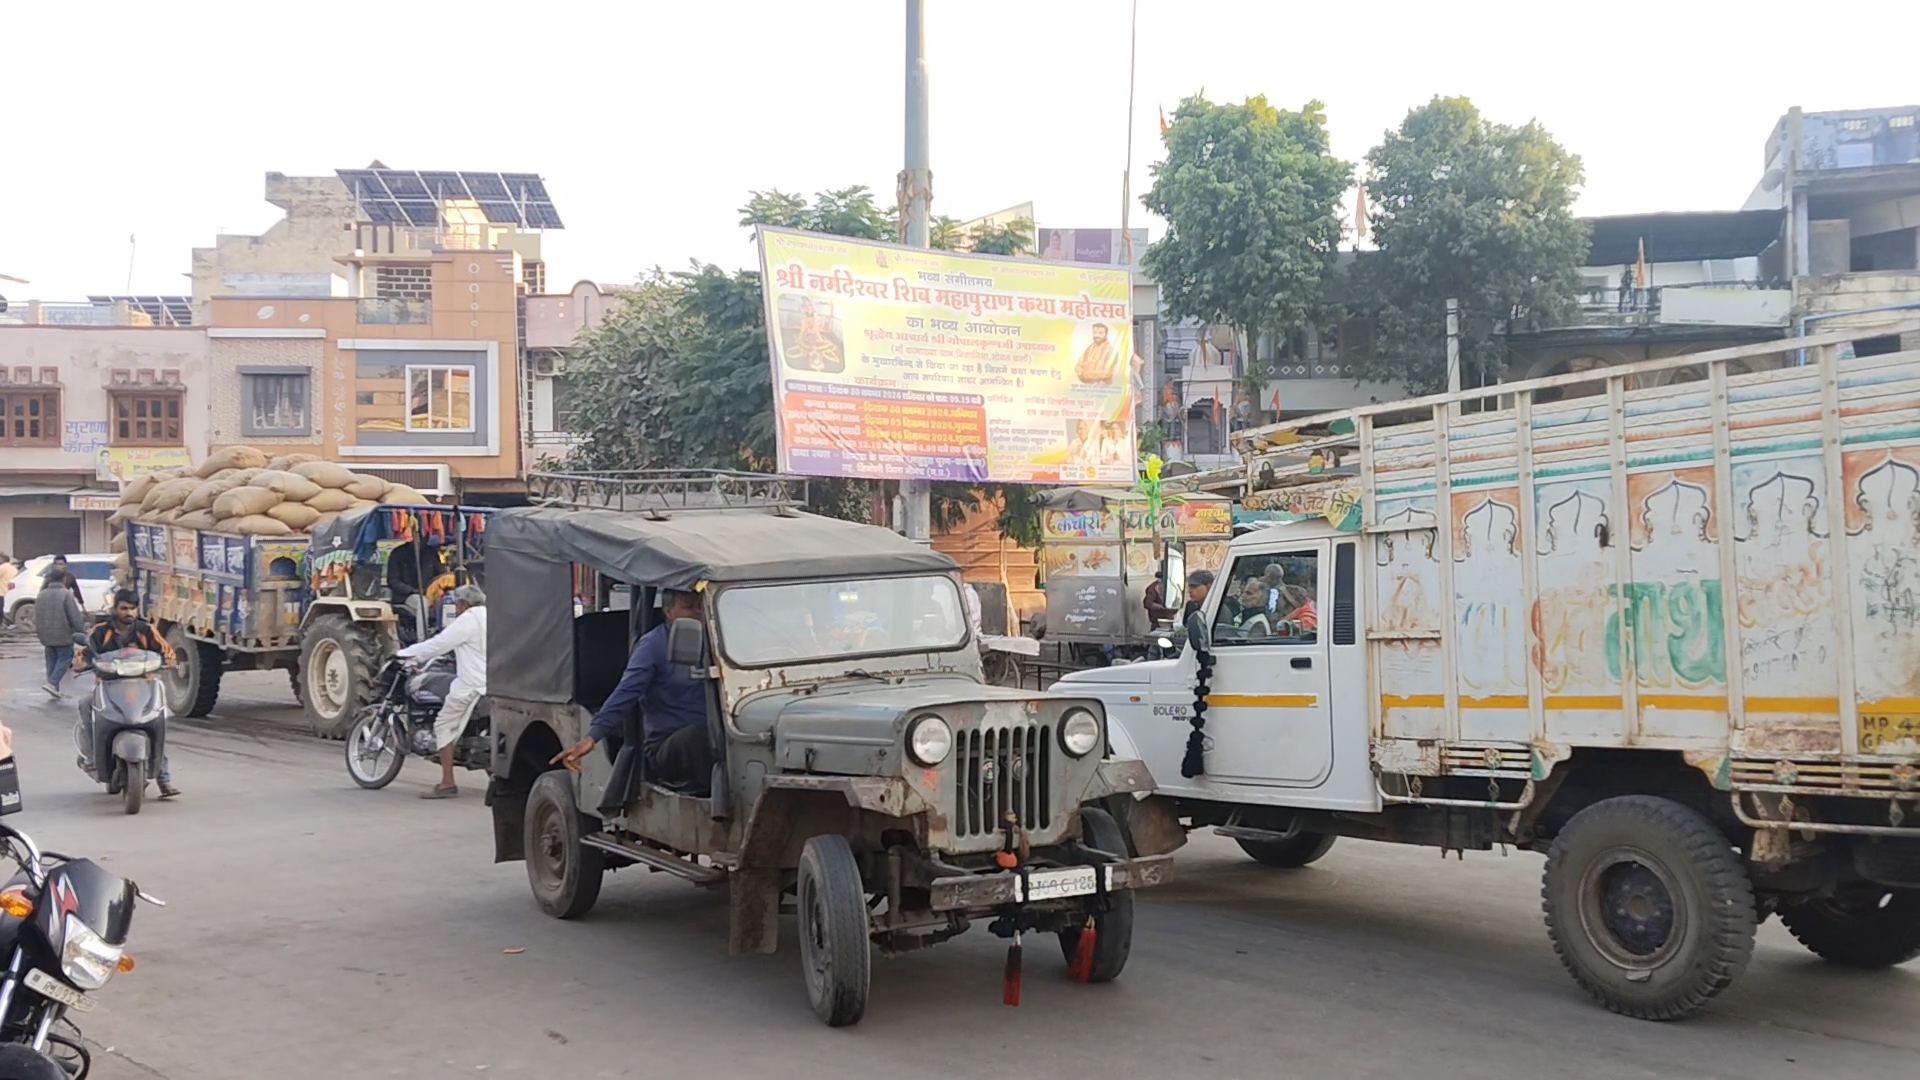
[4,554,118,629]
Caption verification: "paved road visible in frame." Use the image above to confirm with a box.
[0,636,1915,1079]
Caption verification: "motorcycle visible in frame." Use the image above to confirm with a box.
[343,656,490,789]
[0,822,162,1079]
[70,639,170,816]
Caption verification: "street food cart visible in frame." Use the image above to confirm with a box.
[1036,487,1233,659]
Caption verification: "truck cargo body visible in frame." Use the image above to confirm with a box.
[126,522,306,651]
[1060,327,1920,1020]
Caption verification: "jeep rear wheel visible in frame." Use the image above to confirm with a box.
[1237,831,1337,869]
[525,771,602,919]
[798,834,870,1027]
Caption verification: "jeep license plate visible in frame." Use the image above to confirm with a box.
[1020,866,1099,903]
[24,969,92,1013]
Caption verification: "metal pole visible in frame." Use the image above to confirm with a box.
[1445,298,1461,416]
[900,0,933,542]
[1120,0,1138,264]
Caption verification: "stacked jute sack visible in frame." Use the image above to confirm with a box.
[109,446,432,544]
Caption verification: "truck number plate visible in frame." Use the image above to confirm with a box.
[1859,712,1920,755]
[24,969,92,1013]
[1021,866,1098,903]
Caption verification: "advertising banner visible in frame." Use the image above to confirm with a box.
[757,228,1134,484]
[96,447,192,483]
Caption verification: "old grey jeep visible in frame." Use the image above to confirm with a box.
[484,473,1170,1026]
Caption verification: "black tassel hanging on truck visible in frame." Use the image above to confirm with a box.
[1181,643,1214,778]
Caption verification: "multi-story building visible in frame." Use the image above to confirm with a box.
[0,301,209,556]
[198,167,563,501]
[520,279,622,460]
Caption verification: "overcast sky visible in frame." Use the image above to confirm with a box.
[2,0,1908,301]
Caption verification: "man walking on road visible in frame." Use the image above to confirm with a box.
[33,571,89,698]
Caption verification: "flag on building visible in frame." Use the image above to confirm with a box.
[1635,237,1648,290]
[1158,106,1169,135]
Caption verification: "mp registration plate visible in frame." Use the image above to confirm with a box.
[1020,866,1100,903]
[23,969,92,1013]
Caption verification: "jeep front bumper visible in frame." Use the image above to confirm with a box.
[928,854,1173,911]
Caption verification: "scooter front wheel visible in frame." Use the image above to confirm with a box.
[122,760,144,816]
[345,712,407,790]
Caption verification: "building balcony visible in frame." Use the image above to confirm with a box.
[356,297,432,324]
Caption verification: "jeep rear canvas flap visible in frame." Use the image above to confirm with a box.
[486,506,957,704]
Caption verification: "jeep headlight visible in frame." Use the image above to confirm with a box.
[906,715,953,767]
[1060,708,1101,758]
[61,916,123,991]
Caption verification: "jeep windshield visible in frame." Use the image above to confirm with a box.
[715,573,969,667]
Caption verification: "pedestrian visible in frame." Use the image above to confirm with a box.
[34,571,90,698]
[0,553,16,600]
[1143,570,1176,627]
[41,556,84,609]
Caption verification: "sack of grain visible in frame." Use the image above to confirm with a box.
[108,532,127,554]
[266,501,321,531]
[143,477,201,513]
[183,475,246,513]
[212,487,284,520]
[380,483,431,505]
[154,507,184,523]
[227,514,294,538]
[120,474,158,506]
[174,509,219,531]
[266,453,322,471]
[304,488,357,513]
[107,506,136,529]
[343,475,390,501]
[347,499,380,514]
[291,461,360,489]
[195,446,269,478]
[251,470,325,502]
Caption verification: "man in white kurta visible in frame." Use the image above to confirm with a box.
[397,584,488,798]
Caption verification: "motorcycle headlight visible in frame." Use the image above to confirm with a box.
[61,916,123,991]
[906,715,953,767]
[1059,708,1101,758]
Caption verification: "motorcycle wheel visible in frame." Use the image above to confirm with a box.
[123,760,144,816]
[0,1043,69,1080]
[345,711,407,790]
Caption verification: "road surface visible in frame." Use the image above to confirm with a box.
[0,637,1914,1079]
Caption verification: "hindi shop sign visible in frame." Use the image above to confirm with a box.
[757,228,1134,484]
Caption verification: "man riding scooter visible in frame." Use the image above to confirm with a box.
[77,589,181,799]
[395,584,487,799]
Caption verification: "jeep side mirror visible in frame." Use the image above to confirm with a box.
[1184,609,1211,652]
[667,617,707,669]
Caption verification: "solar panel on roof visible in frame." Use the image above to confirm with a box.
[335,168,563,229]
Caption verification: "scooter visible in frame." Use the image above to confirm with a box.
[70,636,170,816]
[343,655,490,789]
[0,821,162,1079]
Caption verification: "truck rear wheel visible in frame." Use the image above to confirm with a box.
[1779,885,1920,968]
[1058,806,1135,983]
[798,833,871,1027]
[1543,795,1756,1021]
[162,626,223,717]
[300,615,382,739]
[1236,832,1337,869]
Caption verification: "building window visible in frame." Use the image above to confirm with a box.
[406,365,474,432]
[240,370,310,437]
[109,390,182,447]
[0,391,60,447]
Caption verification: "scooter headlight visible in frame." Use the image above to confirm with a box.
[61,916,123,991]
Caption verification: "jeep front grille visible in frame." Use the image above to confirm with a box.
[956,723,1052,838]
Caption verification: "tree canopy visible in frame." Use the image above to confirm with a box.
[1354,96,1590,391]
[1141,94,1351,348]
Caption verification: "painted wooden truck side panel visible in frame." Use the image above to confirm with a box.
[1360,347,1920,779]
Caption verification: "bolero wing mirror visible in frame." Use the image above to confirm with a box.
[1184,609,1211,653]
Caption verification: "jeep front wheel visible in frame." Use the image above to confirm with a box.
[1058,806,1135,983]
[797,834,870,1027]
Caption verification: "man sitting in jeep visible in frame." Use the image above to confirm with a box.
[552,590,712,792]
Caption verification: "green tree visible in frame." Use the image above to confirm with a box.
[1355,96,1590,391]
[966,217,1035,256]
[1142,95,1351,356]
[562,271,687,472]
